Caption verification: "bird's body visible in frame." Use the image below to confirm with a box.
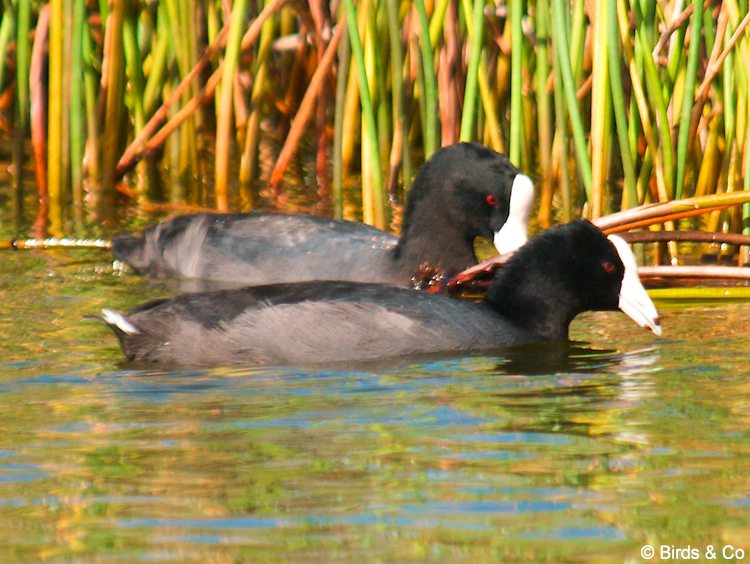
[112,143,535,287]
[101,221,662,367]
[104,282,527,366]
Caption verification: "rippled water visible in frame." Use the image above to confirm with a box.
[2,248,750,561]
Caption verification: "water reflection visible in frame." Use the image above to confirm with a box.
[2,250,750,560]
[492,341,624,375]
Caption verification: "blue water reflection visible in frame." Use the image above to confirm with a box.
[2,250,750,560]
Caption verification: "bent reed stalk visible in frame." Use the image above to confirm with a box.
[0,0,748,257]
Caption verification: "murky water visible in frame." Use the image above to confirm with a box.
[1,248,750,561]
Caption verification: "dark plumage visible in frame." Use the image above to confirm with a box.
[112,143,534,286]
[101,221,662,367]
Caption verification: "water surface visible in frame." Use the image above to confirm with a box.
[1,249,749,561]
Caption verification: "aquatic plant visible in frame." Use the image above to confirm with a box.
[0,0,748,243]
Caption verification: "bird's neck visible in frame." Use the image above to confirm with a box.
[486,274,580,342]
[391,208,477,275]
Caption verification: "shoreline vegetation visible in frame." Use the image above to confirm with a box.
[1,0,750,268]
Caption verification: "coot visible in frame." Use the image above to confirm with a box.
[101,221,662,367]
[112,143,534,286]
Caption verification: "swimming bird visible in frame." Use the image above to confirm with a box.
[112,143,534,286]
[100,220,662,367]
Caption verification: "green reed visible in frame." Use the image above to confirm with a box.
[413,0,436,159]
[11,0,30,231]
[1,0,749,245]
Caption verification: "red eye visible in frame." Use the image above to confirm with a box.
[486,195,499,206]
[602,261,615,273]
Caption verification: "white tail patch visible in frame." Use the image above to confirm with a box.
[102,309,140,335]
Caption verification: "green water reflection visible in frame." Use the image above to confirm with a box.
[1,250,749,561]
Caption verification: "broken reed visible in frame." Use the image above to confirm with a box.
[0,0,749,238]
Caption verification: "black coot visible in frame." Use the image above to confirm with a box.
[112,143,534,286]
[101,221,662,367]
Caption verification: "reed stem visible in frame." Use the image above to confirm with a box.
[415,0,438,157]
[333,24,350,219]
[459,0,485,145]
[385,0,408,195]
[47,0,65,236]
[590,0,611,218]
[609,0,637,209]
[674,0,704,199]
[343,0,385,227]
[69,0,85,226]
[0,10,14,92]
[214,0,248,211]
[12,0,31,233]
[507,0,523,164]
[551,0,592,201]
